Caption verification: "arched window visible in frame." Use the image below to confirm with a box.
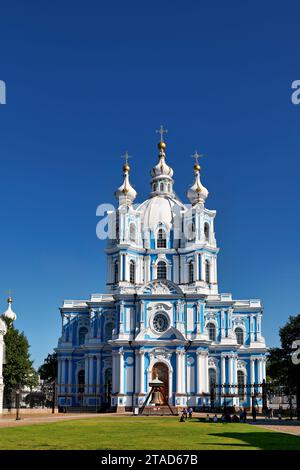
[204,222,210,241]
[157,261,167,280]
[157,228,167,248]
[153,183,157,192]
[130,260,135,284]
[160,182,164,191]
[209,368,217,392]
[167,183,171,192]
[205,260,210,284]
[188,260,194,283]
[129,224,136,242]
[237,370,245,398]
[104,322,114,341]
[78,327,88,346]
[78,370,85,394]
[114,261,119,284]
[207,323,216,341]
[235,328,244,345]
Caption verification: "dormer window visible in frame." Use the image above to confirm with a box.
[157,228,167,248]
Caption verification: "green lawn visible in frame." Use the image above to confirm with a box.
[0,417,299,450]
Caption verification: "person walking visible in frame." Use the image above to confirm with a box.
[188,407,193,419]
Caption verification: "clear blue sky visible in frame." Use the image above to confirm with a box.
[0,1,299,367]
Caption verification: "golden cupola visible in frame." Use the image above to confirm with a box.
[115,152,137,206]
[187,151,209,205]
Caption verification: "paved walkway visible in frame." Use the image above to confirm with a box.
[0,413,130,428]
[250,419,300,436]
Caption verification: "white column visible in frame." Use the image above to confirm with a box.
[119,350,124,395]
[181,352,186,394]
[257,358,263,393]
[112,352,117,394]
[250,316,254,343]
[120,254,123,281]
[139,301,144,332]
[228,356,233,393]
[221,355,226,385]
[262,358,266,381]
[119,303,124,336]
[195,254,199,281]
[176,350,182,393]
[221,310,225,338]
[124,254,129,282]
[250,357,255,395]
[203,352,209,394]
[145,255,150,283]
[135,351,139,394]
[196,351,202,394]
[139,350,145,394]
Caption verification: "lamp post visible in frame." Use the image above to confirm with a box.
[15,387,21,420]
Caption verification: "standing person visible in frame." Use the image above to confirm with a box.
[213,414,218,423]
[252,406,257,422]
[182,407,188,419]
[242,408,247,423]
[188,407,193,419]
[239,408,243,421]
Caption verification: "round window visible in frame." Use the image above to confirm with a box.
[153,312,169,333]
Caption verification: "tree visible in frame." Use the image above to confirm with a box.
[267,314,300,417]
[38,353,58,383]
[3,318,38,399]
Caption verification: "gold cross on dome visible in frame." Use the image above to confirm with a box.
[121,151,132,165]
[191,150,204,165]
[156,124,168,142]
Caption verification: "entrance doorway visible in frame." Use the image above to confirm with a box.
[152,362,169,404]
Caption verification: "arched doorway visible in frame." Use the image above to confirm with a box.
[152,362,169,404]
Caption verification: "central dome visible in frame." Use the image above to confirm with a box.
[137,194,185,232]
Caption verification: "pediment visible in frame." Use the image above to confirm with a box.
[138,280,183,296]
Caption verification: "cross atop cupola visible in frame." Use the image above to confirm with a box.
[156,124,168,143]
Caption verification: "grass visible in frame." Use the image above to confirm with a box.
[0,417,300,450]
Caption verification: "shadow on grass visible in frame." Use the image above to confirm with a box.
[210,432,300,450]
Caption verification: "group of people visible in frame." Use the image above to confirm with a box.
[179,407,194,421]
[179,407,250,423]
[205,409,247,423]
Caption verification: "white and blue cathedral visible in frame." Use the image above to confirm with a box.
[56,130,267,412]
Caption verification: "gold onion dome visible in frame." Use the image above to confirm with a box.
[2,294,17,322]
[151,140,173,178]
[187,158,208,205]
[115,154,137,205]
